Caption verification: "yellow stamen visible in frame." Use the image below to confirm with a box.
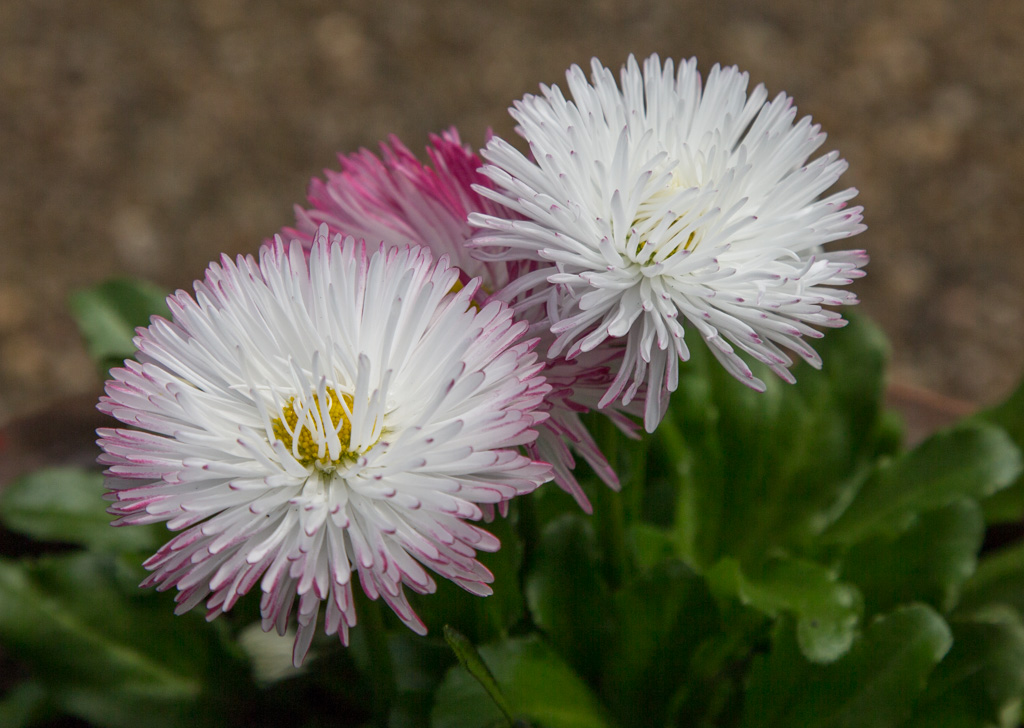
[271,387,354,467]
[633,230,696,264]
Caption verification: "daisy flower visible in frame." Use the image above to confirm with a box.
[470,54,868,432]
[97,227,552,665]
[284,129,641,511]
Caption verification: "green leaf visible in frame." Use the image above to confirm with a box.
[841,499,985,618]
[0,552,248,728]
[431,635,612,728]
[444,626,515,725]
[668,312,894,568]
[974,374,1024,522]
[742,604,952,728]
[958,539,1024,617]
[904,606,1024,728]
[524,514,613,683]
[824,422,1021,544]
[707,555,861,663]
[0,466,164,552]
[627,523,676,571]
[68,277,170,372]
[0,681,50,728]
[603,560,720,728]
[386,633,456,728]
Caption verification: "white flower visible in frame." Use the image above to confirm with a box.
[285,129,643,512]
[97,227,552,665]
[470,54,868,432]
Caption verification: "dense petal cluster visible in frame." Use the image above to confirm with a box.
[471,54,868,431]
[289,129,516,294]
[97,228,552,665]
[96,53,872,660]
[285,130,641,511]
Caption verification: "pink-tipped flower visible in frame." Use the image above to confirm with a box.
[289,128,515,294]
[285,129,642,512]
[98,227,552,666]
[471,55,868,432]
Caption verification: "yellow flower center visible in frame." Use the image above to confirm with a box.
[271,387,355,468]
[628,173,702,263]
[634,230,697,264]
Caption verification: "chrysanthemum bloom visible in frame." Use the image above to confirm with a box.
[97,228,552,665]
[284,129,641,511]
[470,54,869,432]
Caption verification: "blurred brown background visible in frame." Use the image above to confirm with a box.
[1,0,1023,424]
